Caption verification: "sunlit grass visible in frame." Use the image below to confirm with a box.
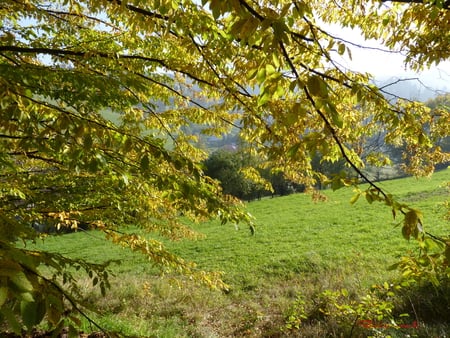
[164,169,448,287]
[29,168,449,336]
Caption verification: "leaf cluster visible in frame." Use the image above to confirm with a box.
[0,0,449,334]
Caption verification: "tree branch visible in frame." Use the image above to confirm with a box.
[133,71,241,130]
[278,40,388,199]
[0,45,167,64]
[39,8,120,31]
[188,33,274,138]
[107,0,169,20]
[19,260,110,337]
[381,0,450,9]
[0,45,215,87]
[7,151,63,165]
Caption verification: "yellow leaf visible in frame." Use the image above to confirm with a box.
[350,192,360,205]
[272,53,280,68]
[265,64,276,76]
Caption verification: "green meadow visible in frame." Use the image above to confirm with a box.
[30,169,449,337]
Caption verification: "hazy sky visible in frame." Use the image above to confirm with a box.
[330,25,450,96]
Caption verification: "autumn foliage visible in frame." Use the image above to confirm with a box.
[0,0,449,334]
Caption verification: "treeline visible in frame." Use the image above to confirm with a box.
[202,94,450,201]
[202,149,346,201]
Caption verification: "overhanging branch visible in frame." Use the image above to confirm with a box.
[278,40,388,199]
[381,0,450,9]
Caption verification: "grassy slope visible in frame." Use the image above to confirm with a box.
[30,169,449,337]
[167,169,448,284]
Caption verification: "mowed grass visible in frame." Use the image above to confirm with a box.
[167,170,448,285]
[29,169,449,337]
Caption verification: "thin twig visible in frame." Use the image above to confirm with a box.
[20,262,110,337]
[279,40,388,199]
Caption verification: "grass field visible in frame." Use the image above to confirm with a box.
[30,169,449,337]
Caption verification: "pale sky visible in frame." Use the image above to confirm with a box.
[329,25,450,96]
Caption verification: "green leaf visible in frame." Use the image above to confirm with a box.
[20,292,35,302]
[46,293,63,325]
[272,53,280,68]
[307,75,327,98]
[256,67,266,84]
[365,192,374,204]
[230,18,247,37]
[240,17,260,39]
[338,42,345,55]
[328,103,343,128]
[331,177,344,191]
[265,64,276,76]
[272,20,289,42]
[140,154,150,172]
[0,286,8,307]
[83,134,93,150]
[257,91,271,106]
[289,80,298,92]
[10,272,33,293]
[307,75,321,96]
[424,237,444,251]
[21,298,46,329]
[387,262,400,271]
[247,68,259,80]
[287,143,301,158]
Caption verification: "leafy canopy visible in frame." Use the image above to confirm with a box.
[0,0,449,334]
